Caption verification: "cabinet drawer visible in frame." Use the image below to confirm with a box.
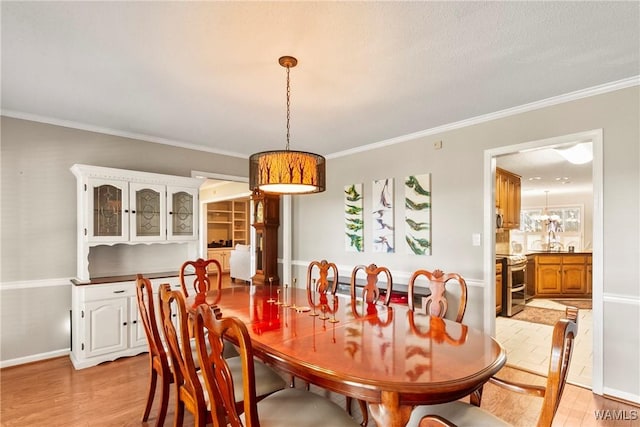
[536,256,562,264]
[563,255,587,264]
[83,282,136,301]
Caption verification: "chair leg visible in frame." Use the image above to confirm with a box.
[174,399,184,427]
[470,386,484,407]
[357,399,368,427]
[156,375,170,427]
[142,369,158,421]
[346,397,368,426]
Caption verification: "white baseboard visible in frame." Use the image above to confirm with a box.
[603,387,640,406]
[0,348,70,369]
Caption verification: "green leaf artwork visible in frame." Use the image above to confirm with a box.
[344,183,364,252]
[404,174,431,255]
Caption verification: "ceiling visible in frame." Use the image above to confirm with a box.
[496,144,594,195]
[2,2,639,172]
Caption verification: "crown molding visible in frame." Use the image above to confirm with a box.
[0,109,248,160]
[327,75,640,159]
[3,76,638,160]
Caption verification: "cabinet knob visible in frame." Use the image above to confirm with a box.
[168,211,173,215]
[123,322,127,326]
[131,210,136,214]
[124,209,129,213]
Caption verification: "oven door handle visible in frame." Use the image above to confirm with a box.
[511,284,526,293]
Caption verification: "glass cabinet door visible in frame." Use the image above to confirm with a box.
[88,178,128,242]
[167,186,198,241]
[129,183,166,242]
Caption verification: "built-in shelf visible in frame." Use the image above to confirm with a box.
[207,198,249,247]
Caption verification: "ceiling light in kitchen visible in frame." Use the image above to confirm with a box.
[553,142,593,164]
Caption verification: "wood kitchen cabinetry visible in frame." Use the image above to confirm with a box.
[70,275,182,369]
[496,167,521,229]
[530,253,592,297]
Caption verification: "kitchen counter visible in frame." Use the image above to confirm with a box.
[526,250,592,255]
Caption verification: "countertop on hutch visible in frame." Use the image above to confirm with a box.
[71,271,183,286]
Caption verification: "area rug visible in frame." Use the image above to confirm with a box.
[510,306,565,326]
[552,299,592,310]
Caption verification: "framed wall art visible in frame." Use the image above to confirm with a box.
[405,173,431,255]
[372,178,394,253]
[344,183,364,252]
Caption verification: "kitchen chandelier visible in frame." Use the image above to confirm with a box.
[249,56,326,194]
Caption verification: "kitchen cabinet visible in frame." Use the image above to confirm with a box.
[587,255,593,294]
[70,275,182,369]
[495,260,503,314]
[71,164,203,282]
[496,168,521,229]
[531,253,591,297]
[526,256,536,299]
[208,248,231,272]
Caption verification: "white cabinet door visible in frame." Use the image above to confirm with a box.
[129,296,148,349]
[129,183,166,242]
[167,186,198,241]
[83,298,128,358]
[87,178,129,243]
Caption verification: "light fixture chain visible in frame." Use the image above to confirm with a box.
[285,64,291,151]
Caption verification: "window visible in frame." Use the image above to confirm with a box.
[511,205,583,252]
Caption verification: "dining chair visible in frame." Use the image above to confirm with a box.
[347,263,394,426]
[135,274,173,426]
[159,284,286,427]
[406,308,578,427]
[179,258,223,297]
[192,304,361,427]
[350,263,393,309]
[180,258,239,358]
[407,268,468,323]
[306,259,339,296]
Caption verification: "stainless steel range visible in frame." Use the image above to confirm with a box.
[497,253,527,316]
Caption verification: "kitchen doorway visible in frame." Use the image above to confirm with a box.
[484,129,603,394]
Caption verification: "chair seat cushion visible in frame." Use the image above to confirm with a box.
[407,401,511,427]
[226,356,285,400]
[243,388,360,427]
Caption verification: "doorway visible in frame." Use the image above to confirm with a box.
[484,129,603,394]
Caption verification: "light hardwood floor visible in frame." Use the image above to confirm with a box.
[2,278,636,426]
[1,352,638,426]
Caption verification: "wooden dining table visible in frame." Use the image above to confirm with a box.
[186,285,506,427]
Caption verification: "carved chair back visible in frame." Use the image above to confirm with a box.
[408,269,468,323]
[135,274,172,424]
[159,283,209,426]
[179,258,223,297]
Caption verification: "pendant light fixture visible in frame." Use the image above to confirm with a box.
[249,56,326,194]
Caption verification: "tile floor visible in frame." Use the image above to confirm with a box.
[495,298,593,388]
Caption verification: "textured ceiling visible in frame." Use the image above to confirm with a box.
[2,1,639,163]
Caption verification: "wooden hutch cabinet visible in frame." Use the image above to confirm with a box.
[70,164,202,369]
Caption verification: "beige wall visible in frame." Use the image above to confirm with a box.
[0,117,246,361]
[291,86,639,402]
[1,85,638,401]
